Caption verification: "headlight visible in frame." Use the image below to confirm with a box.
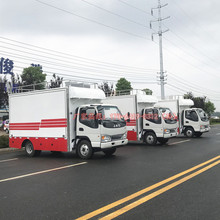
[101,135,111,143]
[164,129,170,134]
[121,132,127,140]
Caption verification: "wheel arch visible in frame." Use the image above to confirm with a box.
[143,129,157,138]
[21,139,32,148]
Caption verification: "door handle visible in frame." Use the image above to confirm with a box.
[79,128,84,131]
[185,121,189,123]
[145,123,150,126]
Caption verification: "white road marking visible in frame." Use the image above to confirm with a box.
[0,158,18,163]
[216,133,220,136]
[169,139,191,146]
[0,162,87,183]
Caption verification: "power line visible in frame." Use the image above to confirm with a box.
[0,36,158,72]
[168,72,220,94]
[163,37,220,76]
[80,0,150,29]
[13,64,158,84]
[117,0,151,16]
[35,0,150,40]
[0,46,156,77]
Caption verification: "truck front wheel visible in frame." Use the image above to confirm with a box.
[25,141,40,157]
[103,147,116,156]
[77,140,93,159]
[144,132,157,146]
[185,127,195,138]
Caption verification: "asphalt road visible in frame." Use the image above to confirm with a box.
[0,125,220,220]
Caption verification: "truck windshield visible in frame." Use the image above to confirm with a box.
[196,109,209,122]
[159,108,177,124]
[98,106,124,121]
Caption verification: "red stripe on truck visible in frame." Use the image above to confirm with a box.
[10,119,67,130]
[9,137,68,152]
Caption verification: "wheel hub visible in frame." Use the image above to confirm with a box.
[26,143,33,154]
[146,135,154,144]
[80,144,89,156]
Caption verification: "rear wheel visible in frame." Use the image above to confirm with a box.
[77,140,93,159]
[144,132,157,146]
[158,138,169,145]
[25,141,39,157]
[195,132,203,137]
[185,127,195,138]
[103,147,116,156]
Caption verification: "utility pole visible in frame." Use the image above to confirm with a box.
[150,0,170,100]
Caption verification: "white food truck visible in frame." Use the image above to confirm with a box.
[102,91,178,145]
[157,97,210,137]
[9,85,128,159]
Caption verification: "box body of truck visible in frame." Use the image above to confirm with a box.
[102,94,178,143]
[9,86,128,157]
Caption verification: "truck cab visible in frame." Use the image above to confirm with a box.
[181,108,210,137]
[142,107,178,145]
[75,104,128,159]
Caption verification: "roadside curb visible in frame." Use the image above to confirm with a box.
[0,148,24,154]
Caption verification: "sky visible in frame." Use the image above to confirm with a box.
[0,0,220,110]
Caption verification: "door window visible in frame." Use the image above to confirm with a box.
[79,107,98,128]
[145,109,161,124]
[185,110,199,122]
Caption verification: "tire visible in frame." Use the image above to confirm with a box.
[77,140,93,159]
[195,132,203,137]
[158,138,169,145]
[103,147,116,157]
[185,127,195,138]
[25,141,37,157]
[144,132,157,146]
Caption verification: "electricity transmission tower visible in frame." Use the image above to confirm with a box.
[150,0,170,100]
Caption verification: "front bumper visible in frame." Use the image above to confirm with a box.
[101,139,128,149]
[200,126,210,133]
[164,132,178,138]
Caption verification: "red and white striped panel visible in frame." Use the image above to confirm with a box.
[10,118,67,130]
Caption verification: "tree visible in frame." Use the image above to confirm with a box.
[184,92,215,116]
[50,74,63,88]
[142,88,153,95]
[21,66,46,90]
[0,76,8,110]
[184,92,206,109]
[116,78,132,95]
[99,82,114,97]
[184,92,194,100]
[204,101,216,117]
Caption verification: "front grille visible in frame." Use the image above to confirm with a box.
[205,125,209,128]
[111,134,123,140]
[170,129,176,133]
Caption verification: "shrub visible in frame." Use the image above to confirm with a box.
[0,135,9,148]
[210,119,220,125]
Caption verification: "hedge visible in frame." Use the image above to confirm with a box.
[210,119,220,125]
[0,135,9,148]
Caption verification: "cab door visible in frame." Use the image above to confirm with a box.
[77,107,101,147]
[184,110,200,131]
[143,108,163,137]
